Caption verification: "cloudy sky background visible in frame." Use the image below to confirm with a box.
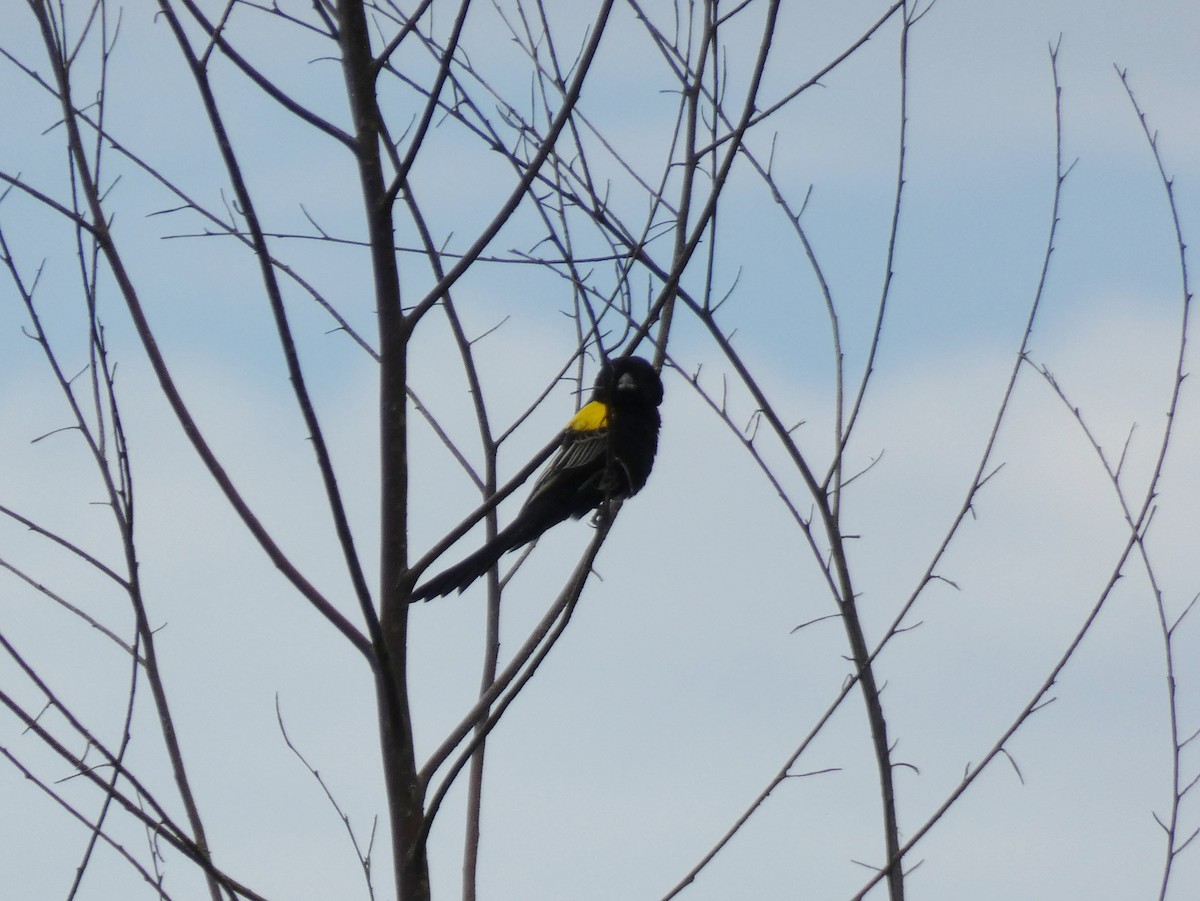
[1,1,1199,899]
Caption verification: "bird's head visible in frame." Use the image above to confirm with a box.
[597,355,663,407]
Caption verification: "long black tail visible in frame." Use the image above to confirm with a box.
[410,520,538,601]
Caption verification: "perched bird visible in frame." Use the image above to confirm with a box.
[411,355,664,600]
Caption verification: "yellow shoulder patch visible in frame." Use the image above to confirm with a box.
[566,400,608,432]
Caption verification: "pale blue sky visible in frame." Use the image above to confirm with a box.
[1,2,1198,899]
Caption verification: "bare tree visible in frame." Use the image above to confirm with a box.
[0,1,1195,899]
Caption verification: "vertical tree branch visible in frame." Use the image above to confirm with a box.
[334,2,426,897]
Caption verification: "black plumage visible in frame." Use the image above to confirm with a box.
[411,356,663,600]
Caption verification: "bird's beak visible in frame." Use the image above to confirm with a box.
[618,372,636,392]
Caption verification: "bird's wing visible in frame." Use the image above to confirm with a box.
[522,401,610,505]
[548,426,608,471]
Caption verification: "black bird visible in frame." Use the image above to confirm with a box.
[411,355,664,600]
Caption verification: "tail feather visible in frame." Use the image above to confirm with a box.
[410,544,506,600]
[410,520,540,601]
